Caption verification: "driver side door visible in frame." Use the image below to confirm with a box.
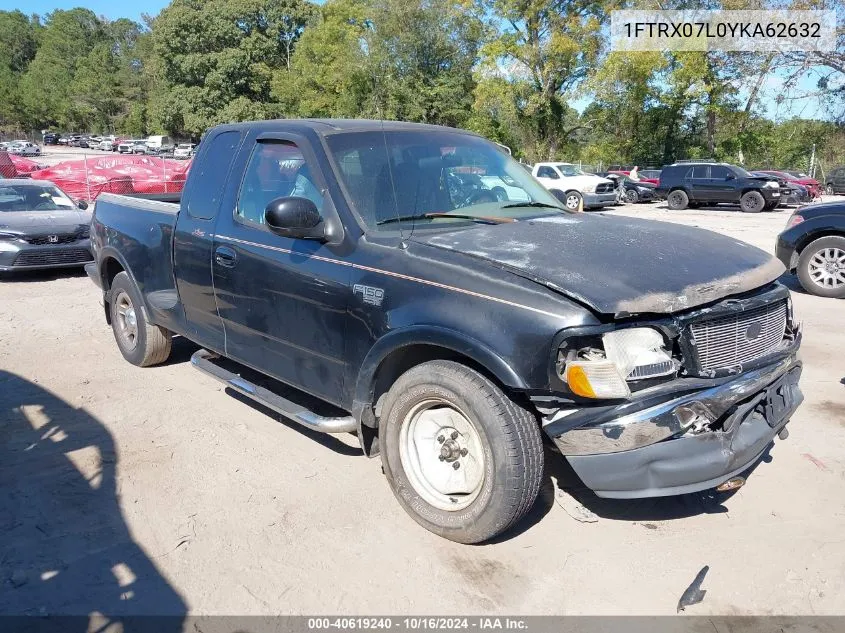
[211,135,352,406]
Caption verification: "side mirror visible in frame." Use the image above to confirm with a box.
[78,200,89,210]
[264,197,325,241]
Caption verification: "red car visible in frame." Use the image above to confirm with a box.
[758,170,820,199]
[608,169,660,185]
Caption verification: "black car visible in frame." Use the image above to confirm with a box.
[43,132,61,145]
[751,172,809,205]
[656,162,784,212]
[776,200,845,298]
[600,172,657,203]
[825,166,845,195]
[85,119,803,544]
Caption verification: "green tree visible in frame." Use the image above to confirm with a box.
[150,0,315,136]
[469,0,617,161]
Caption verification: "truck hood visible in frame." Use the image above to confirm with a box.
[0,210,91,235]
[418,213,785,316]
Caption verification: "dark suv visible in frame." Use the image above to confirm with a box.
[657,162,784,212]
[825,166,845,195]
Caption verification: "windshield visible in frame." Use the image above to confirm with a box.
[0,184,75,212]
[555,164,585,177]
[325,130,565,231]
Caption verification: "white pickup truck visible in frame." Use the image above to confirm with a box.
[532,162,616,211]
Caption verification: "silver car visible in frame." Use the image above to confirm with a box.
[8,142,41,157]
[0,180,93,272]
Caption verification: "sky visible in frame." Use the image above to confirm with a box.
[2,0,170,22]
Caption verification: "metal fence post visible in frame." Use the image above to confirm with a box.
[84,153,92,201]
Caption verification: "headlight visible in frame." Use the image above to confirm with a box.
[558,327,677,399]
[0,232,20,241]
[581,183,596,193]
[764,181,780,189]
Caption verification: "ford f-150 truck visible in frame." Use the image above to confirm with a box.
[87,119,803,543]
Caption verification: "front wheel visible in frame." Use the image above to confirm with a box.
[797,236,845,298]
[109,271,172,366]
[379,360,544,544]
[740,191,765,213]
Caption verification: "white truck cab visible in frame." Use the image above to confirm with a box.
[532,162,616,210]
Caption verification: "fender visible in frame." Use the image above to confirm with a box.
[95,246,155,322]
[793,216,845,253]
[352,324,528,418]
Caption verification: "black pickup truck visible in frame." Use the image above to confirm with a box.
[87,119,803,543]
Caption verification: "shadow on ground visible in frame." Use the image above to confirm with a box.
[0,370,186,630]
[0,268,88,284]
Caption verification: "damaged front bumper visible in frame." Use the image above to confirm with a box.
[543,353,803,498]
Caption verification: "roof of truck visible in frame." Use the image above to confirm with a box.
[213,118,481,136]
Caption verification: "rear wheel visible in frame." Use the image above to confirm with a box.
[740,191,765,213]
[109,271,172,366]
[624,188,639,204]
[379,360,543,544]
[667,189,688,210]
[797,236,845,298]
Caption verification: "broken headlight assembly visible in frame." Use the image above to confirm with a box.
[556,327,679,399]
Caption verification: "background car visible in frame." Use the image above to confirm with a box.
[8,142,41,157]
[132,140,149,154]
[657,162,783,212]
[825,166,845,195]
[751,172,808,205]
[173,143,195,159]
[777,200,845,298]
[117,139,138,154]
[601,172,658,203]
[756,169,820,199]
[0,179,92,273]
[43,132,60,145]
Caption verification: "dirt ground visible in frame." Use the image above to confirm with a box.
[2,167,845,617]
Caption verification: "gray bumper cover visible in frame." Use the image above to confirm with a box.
[548,356,803,498]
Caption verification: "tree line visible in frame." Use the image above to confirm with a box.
[1,0,843,171]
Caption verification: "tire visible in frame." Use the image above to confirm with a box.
[563,190,582,211]
[491,186,508,201]
[108,271,172,366]
[667,189,688,210]
[797,236,845,298]
[625,188,639,204]
[379,360,543,544]
[826,184,834,195]
[740,191,765,213]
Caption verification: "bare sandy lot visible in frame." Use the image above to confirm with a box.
[1,197,844,618]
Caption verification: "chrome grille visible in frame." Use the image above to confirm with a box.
[596,182,614,194]
[689,299,787,372]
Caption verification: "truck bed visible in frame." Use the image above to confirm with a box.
[91,193,185,335]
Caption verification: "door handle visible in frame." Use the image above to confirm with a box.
[215,245,237,268]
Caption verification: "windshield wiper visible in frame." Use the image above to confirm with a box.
[499,201,563,210]
[376,212,513,226]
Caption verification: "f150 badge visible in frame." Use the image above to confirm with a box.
[353,284,385,307]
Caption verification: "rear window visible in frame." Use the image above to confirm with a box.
[185,130,243,220]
